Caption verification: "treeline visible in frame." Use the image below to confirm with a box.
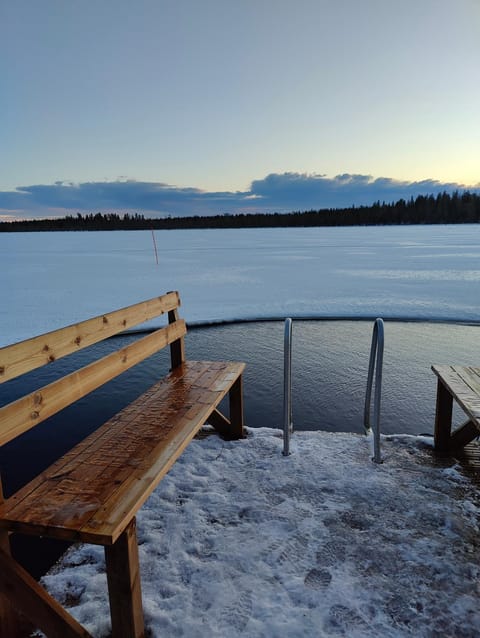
[2,191,479,232]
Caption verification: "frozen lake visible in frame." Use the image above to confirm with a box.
[2,226,480,635]
[2,223,480,446]
[1,224,479,440]
[1,224,480,347]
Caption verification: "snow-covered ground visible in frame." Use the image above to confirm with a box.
[42,428,480,637]
[2,225,480,636]
[1,224,480,347]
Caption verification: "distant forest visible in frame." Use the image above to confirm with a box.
[2,191,479,232]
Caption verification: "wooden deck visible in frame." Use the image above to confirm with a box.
[450,441,480,486]
[432,365,480,452]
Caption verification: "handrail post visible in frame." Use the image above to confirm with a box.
[282,318,293,456]
[364,318,384,463]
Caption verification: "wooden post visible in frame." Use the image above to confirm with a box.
[0,541,23,638]
[0,475,23,638]
[450,419,479,449]
[229,375,245,439]
[168,308,185,369]
[0,550,91,638]
[434,379,453,452]
[104,518,145,638]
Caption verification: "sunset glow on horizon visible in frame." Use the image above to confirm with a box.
[1,0,479,218]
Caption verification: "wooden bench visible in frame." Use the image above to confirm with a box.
[0,291,245,638]
[432,365,480,452]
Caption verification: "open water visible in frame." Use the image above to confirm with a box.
[1,319,480,576]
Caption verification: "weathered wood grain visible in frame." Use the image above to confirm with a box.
[0,361,245,545]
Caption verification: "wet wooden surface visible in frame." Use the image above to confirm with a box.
[0,320,186,446]
[0,360,245,546]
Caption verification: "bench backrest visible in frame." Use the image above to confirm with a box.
[0,291,186,448]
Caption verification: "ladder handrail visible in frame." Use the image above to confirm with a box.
[282,318,293,456]
[364,318,384,463]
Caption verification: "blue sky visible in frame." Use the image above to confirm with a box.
[1,0,479,219]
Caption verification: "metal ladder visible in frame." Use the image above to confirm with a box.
[364,318,385,463]
[282,318,293,456]
[282,317,384,462]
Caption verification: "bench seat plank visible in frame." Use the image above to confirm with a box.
[0,360,245,546]
[432,365,480,427]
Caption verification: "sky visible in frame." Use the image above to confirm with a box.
[1,0,479,219]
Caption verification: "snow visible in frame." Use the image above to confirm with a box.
[2,224,480,636]
[1,224,480,347]
[41,428,480,637]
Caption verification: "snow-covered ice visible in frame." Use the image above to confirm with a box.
[1,224,480,347]
[41,428,480,637]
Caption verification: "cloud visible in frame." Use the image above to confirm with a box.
[1,173,479,219]
[250,173,478,209]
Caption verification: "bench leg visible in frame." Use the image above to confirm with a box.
[0,531,24,638]
[434,379,453,452]
[0,547,91,638]
[105,518,145,638]
[0,593,21,638]
[450,419,479,449]
[229,375,245,439]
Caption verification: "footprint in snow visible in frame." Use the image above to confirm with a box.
[315,540,347,567]
[323,604,370,635]
[304,567,332,590]
[218,589,252,634]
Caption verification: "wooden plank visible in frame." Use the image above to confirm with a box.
[0,593,23,638]
[0,320,187,446]
[104,518,144,638]
[206,408,232,438]
[450,419,480,449]
[0,366,206,540]
[0,483,24,638]
[88,416,207,544]
[0,361,245,545]
[434,377,453,452]
[0,291,180,383]
[456,367,480,420]
[0,551,92,638]
[168,307,186,369]
[229,375,245,440]
[80,361,245,543]
[432,365,480,424]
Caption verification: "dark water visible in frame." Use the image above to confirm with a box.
[189,319,480,436]
[1,320,480,576]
